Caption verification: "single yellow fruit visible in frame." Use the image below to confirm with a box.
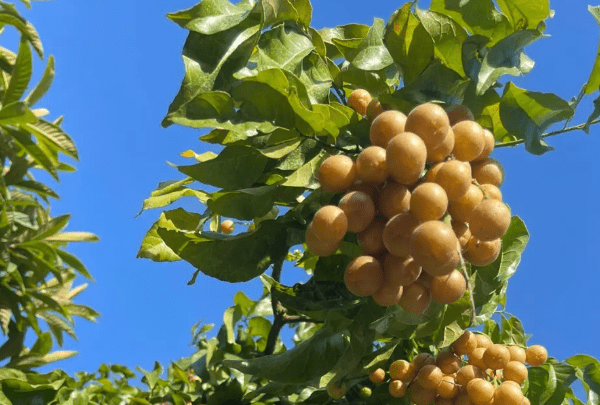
[525,345,548,366]
[347,89,372,116]
[221,220,235,234]
[344,256,384,297]
[319,155,357,193]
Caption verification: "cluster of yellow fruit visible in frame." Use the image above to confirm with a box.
[367,331,547,405]
[304,89,510,312]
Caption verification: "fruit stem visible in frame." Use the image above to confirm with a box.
[459,250,477,327]
[495,118,600,149]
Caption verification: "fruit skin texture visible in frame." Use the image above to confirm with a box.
[409,383,438,405]
[483,344,511,370]
[435,160,472,201]
[386,132,428,185]
[370,110,407,147]
[494,381,524,405]
[468,347,487,370]
[437,375,459,398]
[367,99,385,121]
[383,212,419,257]
[464,237,501,266]
[456,365,485,388]
[305,223,341,256]
[452,120,485,162]
[358,217,387,255]
[417,364,444,389]
[413,353,436,371]
[389,380,408,398]
[405,102,452,151]
[410,220,459,276]
[338,191,376,233]
[503,360,528,384]
[427,127,455,163]
[389,359,415,381]
[369,368,386,384]
[372,282,403,307]
[410,182,449,222]
[448,183,484,223]
[526,345,548,366]
[378,181,411,218]
[437,349,461,374]
[399,282,431,314]
[347,89,372,116]
[475,129,495,161]
[356,146,388,184]
[327,383,347,399]
[344,256,384,297]
[507,346,527,363]
[452,331,478,356]
[471,158,504,187]
[319,155,357,193]
[430,269,466,304]
[467,378,495,405]
[310,205,348,243]
[475,334,493,349]
[469,199,511,242]
[383,254,422,286]
[221,220,235,234]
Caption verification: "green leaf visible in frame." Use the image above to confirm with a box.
[415,8,468,76]
[499,316,527,346]
[350,18,393,71]
[178,145,269,190]
[499,82,574,154]
[297,52,332,104]
[584,95,600,134]
[155,211,289,283]
[262,0,312,28]
[165,4,262,116]
[495,0,551,30]
[163,91,235,128]
[429,0,511,44]
[3,37,32,105]
[282,149,327,189]
[12,180,59,200]
[384,5,434,84]
[8,128,58,179]
[167,0,255,35]
[0,101,37,126]
[25,119,79,160]
[140,178,209,213]
[0,12,43,57]
[25,55,54,106]
[585,6,600,94]
[476,29,543,95]
[56,250,94,280]
[30,214,70,241]
[208,186,277,220]
[224,325,349,383]
[45,232,99,243]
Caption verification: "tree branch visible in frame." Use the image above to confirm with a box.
[459,250,477,327]
[495,118,600,149]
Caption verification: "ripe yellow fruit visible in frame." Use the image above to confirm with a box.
[382,212,419,257]
[452,120,485,162]
[483,344,511,370]
[435,160,472,201]
[425,162,445,183]
[471,158,504,187]
[507,346,527,363]
[383,254,422,286]
[305,223,341,256]
[468,347,487,370]
[390,359,416,381]
[466,378,495,405]
[446,104,475,126]
[372,282,403,307]
[366,99,385,121]
[378,181,411,219]
[525,345,548,366]
[480,183,502,201]
[357,217,387,255]
[356,146,388,184]
[437,374,459,398]
[399,282,431,314]
[344,256,384,297]
[452,220,471,250]
[417,364,444,389]
[389,380,409,398]
[410,183,449,222]
[475,334,493,349]
[448,184,484,223]
[221,219,235,234]
[456,365,485,388]
[338,191,376,233]
[437,349,462,374]
[464,237,501,266]
[469,199,511,242]
[387,132,428,185]
[310,205,348,243]
[369,368,386,384]
[410,221,459,276]
[494,381,524,405]
[405,102,452,151]
[430,269,466,304]
[413,353,436,370]
[319,155,357,193]
[427,127,455,163]
[452,331,478,356]
[370,110,407,148]
[409,383,438,405]
[474,129,495,161]
[347,89,372,116]
[503,360,528,384]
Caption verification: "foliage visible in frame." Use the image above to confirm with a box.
[0,1,98,373]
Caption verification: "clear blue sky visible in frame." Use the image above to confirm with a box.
[15,0,600,376]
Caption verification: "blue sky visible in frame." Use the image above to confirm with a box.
[14,0,600,377]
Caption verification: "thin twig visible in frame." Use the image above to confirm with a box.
[495,118,600,148]
[297,132,349,153]
[282,316,324,324]
[263,260,285,356]
[459,250,477,327]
